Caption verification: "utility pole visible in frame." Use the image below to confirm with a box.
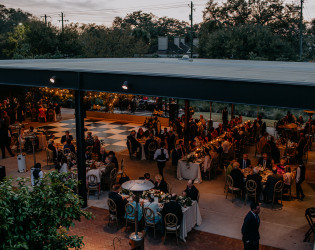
[41,14,51,26]
[58,12,69,32]
[188,1,194,58]
[299,0,304,59]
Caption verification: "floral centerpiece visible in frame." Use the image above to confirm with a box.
[177,196,192,208]
[121,188,133,196]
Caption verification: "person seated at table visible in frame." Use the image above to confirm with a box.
[98,147,107,163]
[85,132,94,147]
[101,156,116,190]
[92,136,101,156]
[286,111,296,123]
[257,132,268,155]
[161,194,183,225]
[238,154,251,169]
[246,167,262,199]
[258,153,272,170]
[48,139,58,162]
[61,131,73,144]
[216,123,224,135]
[143,194,162,224]
[268,136,280,163]
[264,167,283,202]
[127,130,140,156]
[222,136,231,154]
[183,180,199,201]
[109,184,128,219]
[108,151,119,169]
[86,162,101,184]
[283,166,293,193]
[230,162,245,190]
[125,196,143,222]
[296,133,307,161]
[59,157,68,173]
[154,174,168,193]
[85,150,92,161]
[277,158,287,175]
[144,133,158,160]
[136,128,145,139]
[63,139,75,153]
[226,160,236,176]
[211,127,218,139]
[201,149,211,174]
[297,116,304,125]
[139,172,154,183]
[189,139,198,153]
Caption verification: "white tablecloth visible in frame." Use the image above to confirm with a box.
[180,201,202,241]
[177,160,202,184]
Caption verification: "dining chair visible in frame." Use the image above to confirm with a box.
[117,158,124,177]
[223,165,228,193]
[125,203,136,230]
[87,174,100,199]
[108,198,119,229]
[225,175,242,203]
[272,180,284,208]
[144,207,158,239]
[110,168,118,190]
[245,180,257,205]
[164,213,180,245]
[303,207,315,242]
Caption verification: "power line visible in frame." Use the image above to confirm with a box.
[58,12,69,32]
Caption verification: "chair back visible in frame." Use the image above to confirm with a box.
[274,180,284,193]
[110,168,118,181]
[125,203,136,220]
[88,174,98,186]
[164,213,178,229]
[246,180,257,193]
[226,175,234,187]
[120,159,124,172]
[144,207,155,224]
[305,207,315,228]
[108,198,117,215]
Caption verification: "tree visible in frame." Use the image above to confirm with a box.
[0,172,92,249]
[199,0,302,60]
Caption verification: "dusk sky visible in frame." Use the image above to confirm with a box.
[2,0,314,27]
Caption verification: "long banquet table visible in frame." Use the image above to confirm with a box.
[177,159,202,184]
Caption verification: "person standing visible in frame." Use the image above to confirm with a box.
[154,142,169,177]
[296,163,306,201]
[242,202,261,250]
[222,107,228,127]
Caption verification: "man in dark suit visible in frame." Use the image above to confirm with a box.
[167,130,176,151]
[242,202,261,250]
[238,154,251,169]
[183,180,199,201]
[172,144,182,166]
[161,194,183,225]
[126,130,140,155]
[101,156,116,190]
[61,131,73,144]
[246,167,262,199]
[258,153,272,170]
[264,167,283,202]
[108,184,128,218]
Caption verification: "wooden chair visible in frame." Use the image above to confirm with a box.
[127,139,135,159]
[110,168,118,190]
[144,207,158,239]
[225,175,242,203]
[125,203,136,230]
[223,165,228,193]
[304,207,315,242]
[245,180,257,205]
[87,174,100,199]
[108,198,119,229]
[117,158,124,177]
[46,148,55,169]
[164,213,180,245]
[272,180,284,208]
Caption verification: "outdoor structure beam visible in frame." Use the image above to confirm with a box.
[74,73,87,207]
[0,58,315,110]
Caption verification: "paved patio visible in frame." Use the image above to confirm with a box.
[1,114,314,249]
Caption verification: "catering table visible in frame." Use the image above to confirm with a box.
[177,159,202,184]
[180,200,202,241]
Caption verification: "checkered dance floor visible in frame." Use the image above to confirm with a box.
[37,118,149,152]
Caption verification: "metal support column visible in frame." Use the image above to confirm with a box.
[75,73,87,208]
